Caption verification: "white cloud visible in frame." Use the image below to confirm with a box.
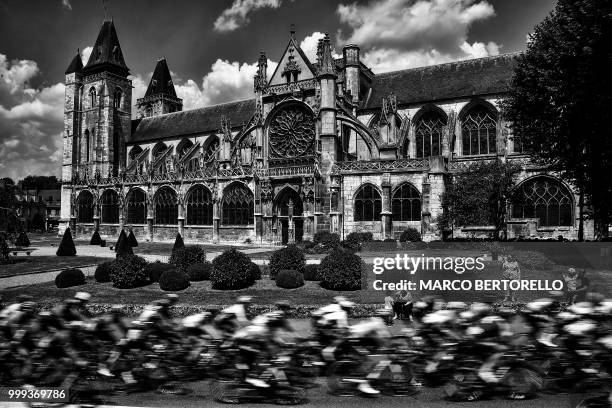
[336,0,501,72]
[62,0,72,10]
[299,32,342,63]
[0,54,64,181]
[214,0,282,32]
[80,46,93,65]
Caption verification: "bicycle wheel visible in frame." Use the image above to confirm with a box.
[503,367,543,399]
[274,386,308,405]
[326,361,358,396]
[211,379,244,404]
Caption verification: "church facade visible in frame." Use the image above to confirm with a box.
[60,20,593,244]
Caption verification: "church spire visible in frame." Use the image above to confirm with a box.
[65,49,83,75]
[145,58,178,98]
[83,20,129,77]
[318,33,335,77]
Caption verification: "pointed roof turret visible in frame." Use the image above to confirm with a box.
[145,59,178,98]
[65,50,83,75]
[83,20,129,77]
[318,33,335,77]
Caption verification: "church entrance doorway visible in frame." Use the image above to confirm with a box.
[275,188,303,244]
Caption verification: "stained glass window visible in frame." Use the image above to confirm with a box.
[154,187,178,225]
[512,178,573,226]
[126,189,147,224]
[222,183,254,225]
[76,190,94,223]
[462,106,497,155]
[186,185,213,225]
[354,184,382,221]
[100,189,119,224]
[415,111,445,158]
[392,184,421,221]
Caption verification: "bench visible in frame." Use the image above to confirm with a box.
[10,248,37,256]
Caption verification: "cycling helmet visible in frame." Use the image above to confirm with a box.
[423,310,455,325]
[446,301,468,311]
[166,293,179,305]
[568,302,594,316]
[526,298,554,313]
[237,296,253,304]
[563,319,597,336]
[334,296,355,309]
[74,292,91,302]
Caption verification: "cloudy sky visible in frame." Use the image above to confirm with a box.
[0,0,555,181]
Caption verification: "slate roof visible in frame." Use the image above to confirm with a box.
[145,59,178,99]
[362,53,519,110]
[83,20,129,76]
[128,99,256,144]
[65,52,83,75]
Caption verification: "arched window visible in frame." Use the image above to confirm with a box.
[89,87,96,108]
[354,184,382,222]
[186,185,213,225]
[100,189,119,224]
[152,142,167,159]
[126,189,147,224]
[392,184,421,221]
[129,145,143,161]
[114,88,122,109]
[76,190,94,223]
[461,105,497,155]
[415,111,445,158]
[154,187,178,225]
[512,177,573,227]
[222,183,254,225]
[177,138,194,158]
[203,138,219,161]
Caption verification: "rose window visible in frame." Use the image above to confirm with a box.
[268,105,315,158]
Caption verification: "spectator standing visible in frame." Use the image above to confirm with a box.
[393,290,412,320]
[574,269,590,303]
[563,267,579,304]
[502,254,521,303]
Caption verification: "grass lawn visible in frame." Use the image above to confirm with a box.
[0,255,103,278]
[0,277,362,306]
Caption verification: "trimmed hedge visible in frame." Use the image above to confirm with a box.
[319,249,363,291]
[94,261,114,283]
[90,229,101,245]
[186,261,212,281]
[15,232,30,247]
[169,245,206,273]
[146,261,176,283]
[399,227,421,242]
[343,232,373,252]
[115,230,133,258]
[127,230,138,247]
[249,262,262,280]
[210,248,254,290]
[303,264,320,281]
[109,255,149,289]
[159,269,190,291]
[313,231,341,252]
[275,269,304,289]
[269,244,305,279]
[55,268,85,288]
[56,228,76,256]
[172,233,185,253]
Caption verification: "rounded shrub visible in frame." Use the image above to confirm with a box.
[249,262,261,280]
[127,229,138,247]
[343,232,373,252]
[319,249,363,291]
[55,268,86,288]
[275,269,304,289]
[109,255,149,289]
[145,261,176,283]
[170,245,206,273]
[159,269,190,291]
[172,233,185,253]
[15,232,30,247]
[94,261,114,283]
[186,261,212,281]
[89,229,101,245]
[269,244,305,280]
[303,264,320,281]
[399,227,421,242]
[313,231,341,252]
[56,228,76,256]
[115,229,133,259]
[210,248,254,290]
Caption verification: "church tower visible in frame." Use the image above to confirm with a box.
[78,19,132,177]
[136,58,182,118]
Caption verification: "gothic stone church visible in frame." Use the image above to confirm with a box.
[60,20,593,244]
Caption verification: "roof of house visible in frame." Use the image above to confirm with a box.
[362,53,519,110]
[65,52,83,75]
[144,58,179,99]
[128,99,255,144]
[82,20,130,77]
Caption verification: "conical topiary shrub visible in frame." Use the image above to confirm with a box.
[90,229,102,245]
[127,229,138,247]
[56,228,76,256]
[172,233,185,253]
[15,231,30,247]
[115,229,133,259]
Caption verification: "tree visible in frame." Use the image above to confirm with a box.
[115,229,133,258]
[503,0,612,239]
[172,233,185,253]
[439,160,521,240]
[127,229,138,247]
[90,229,102,245]
[57,228,77,256]
[20,175,60,190]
